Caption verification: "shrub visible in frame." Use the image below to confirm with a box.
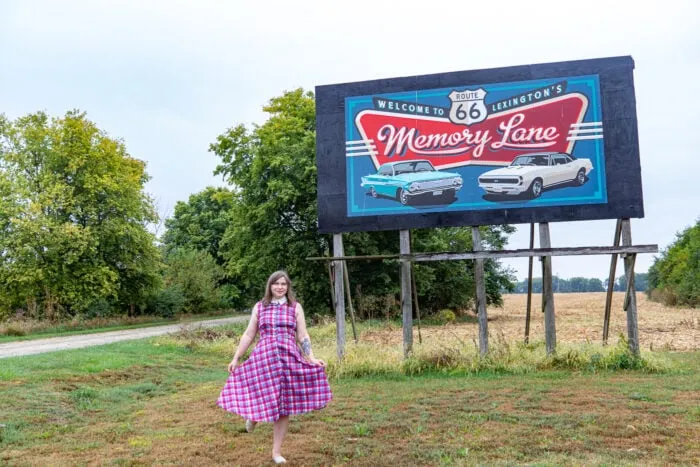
[83,299,114,319]
[356,294,400,320]
[149,286,185,318]
[3,324,27,336]
[435,309,456,324]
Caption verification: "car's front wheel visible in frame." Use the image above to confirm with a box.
[575,169,586,186]
[528,178,543,198]
[397,188,409,205]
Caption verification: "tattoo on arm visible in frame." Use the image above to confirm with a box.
[301,337,312,356]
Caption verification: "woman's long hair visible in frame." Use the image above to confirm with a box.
[262,270,297,305]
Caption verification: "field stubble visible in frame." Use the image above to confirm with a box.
[362,292,698,352]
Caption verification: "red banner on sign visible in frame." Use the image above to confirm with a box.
[355,94,588,170]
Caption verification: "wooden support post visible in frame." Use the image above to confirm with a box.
[539,223,556,355]
[524,223,535,344]
[411,262,422,345]
[603,219,622,345]
[541,245,546,315]
[472,226,488,356]
[342,263,358,344]
[333,234,346,361]
[620,219,640,356]
[410,228,422,344]
[328,262,335,312]
[400,230,413,357]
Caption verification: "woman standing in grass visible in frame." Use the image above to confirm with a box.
[217,270,332,464]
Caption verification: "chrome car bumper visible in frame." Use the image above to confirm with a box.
[407,182,463,196]
[478,182,528,195]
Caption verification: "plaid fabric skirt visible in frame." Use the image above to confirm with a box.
[217,301,332,422]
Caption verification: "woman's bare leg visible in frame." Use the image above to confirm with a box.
[272,415,290,458]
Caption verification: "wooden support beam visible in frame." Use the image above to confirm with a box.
[525,223,535,344]
[603,219,622,345]
[327,262,335,313]
[620,219,640,356]
[539,223,556,355]
[306,244,658,262]
[410,231,422,345]
[400,230,413,357]
[333,234,346,361]
[343,263,358,344]
[406,245,658,261]
[472,227,488,356]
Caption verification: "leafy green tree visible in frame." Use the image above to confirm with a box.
[411,225,515,313]
[161,187,234,265]
[0,111,161,318]
[211,89,328,313]
[647,220,699,306]
[567,277,586,292]
[210,89,515,317]
[613,272,648,293]
[587,277,605,292]
[163,248,224,313]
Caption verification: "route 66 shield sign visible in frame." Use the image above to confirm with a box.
[448,88,488,126]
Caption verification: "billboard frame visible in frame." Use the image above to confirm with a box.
[316,55,643,234]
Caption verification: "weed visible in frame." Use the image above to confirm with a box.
[70,387,100,410]
[353,423,371,437]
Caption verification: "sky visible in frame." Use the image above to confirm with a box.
[1,0,698,281]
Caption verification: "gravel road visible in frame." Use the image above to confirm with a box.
[0,316,248,359]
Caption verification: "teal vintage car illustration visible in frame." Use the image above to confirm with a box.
[360,160,463,205]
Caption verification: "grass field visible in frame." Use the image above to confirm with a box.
[1,293,698,466]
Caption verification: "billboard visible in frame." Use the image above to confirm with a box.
[316,56,643,234]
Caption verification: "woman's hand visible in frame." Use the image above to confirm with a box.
[307,357,327,368]
[228,357,239,373]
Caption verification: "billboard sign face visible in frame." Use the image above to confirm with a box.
[317,57,642,233]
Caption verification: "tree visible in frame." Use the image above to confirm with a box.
[161,187,234,265]
[647,220,699,306]
[613,272,648,293]
[210,89,515,317]
[0,111,161,318]
[163,248,224,313]
[587,277,605,292]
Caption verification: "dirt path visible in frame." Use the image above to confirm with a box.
[0,316,248,359]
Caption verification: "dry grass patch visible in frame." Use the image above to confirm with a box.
[358,292,697,351]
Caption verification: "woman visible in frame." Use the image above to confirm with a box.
[217,270,332,464]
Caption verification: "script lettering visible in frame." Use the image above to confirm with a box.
[491,113,559,150]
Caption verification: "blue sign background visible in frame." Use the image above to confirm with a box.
[345,75,607,217]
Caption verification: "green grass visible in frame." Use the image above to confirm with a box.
[1,323,698,465]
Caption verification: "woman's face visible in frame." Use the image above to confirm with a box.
[271,277,288,299]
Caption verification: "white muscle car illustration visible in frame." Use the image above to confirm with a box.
[478,152,593,199]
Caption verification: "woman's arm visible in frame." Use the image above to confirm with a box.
[295,302,326,367]
[228,304,259,373]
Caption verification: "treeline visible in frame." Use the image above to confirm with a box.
[0,91,516,321]
[647,220,699,307]
[4,95,695,322]
[511,273,649,294]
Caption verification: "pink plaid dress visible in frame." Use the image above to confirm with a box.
[217,300,332,422]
